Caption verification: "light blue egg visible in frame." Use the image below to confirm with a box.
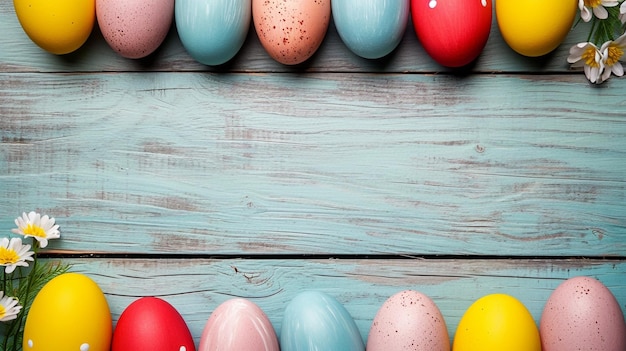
[332,0,410,59]
[280,291,365,351]
[175,0,251,66]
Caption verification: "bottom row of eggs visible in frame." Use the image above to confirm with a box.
[22,273,625,351]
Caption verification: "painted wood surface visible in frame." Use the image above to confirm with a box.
[1,0,625,347]
[2,72,625,256]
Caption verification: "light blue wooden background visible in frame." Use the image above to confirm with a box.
[1,1,625,346]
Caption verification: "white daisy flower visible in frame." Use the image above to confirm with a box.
[568,42,606,83]
[0,237,34,274]
[0,291,22,322]
[11,211,61,249]
[620,1,626,23]
[578,0,619,22]
[600,33,626,81]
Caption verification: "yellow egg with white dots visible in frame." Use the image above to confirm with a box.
[23,273,112,351]
[496,0,577,57]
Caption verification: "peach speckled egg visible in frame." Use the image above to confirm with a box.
[367,290,450,351]
[540,276,626,351]
[96,0,174,59]
[199,298,279,351]
[252,0,330,65]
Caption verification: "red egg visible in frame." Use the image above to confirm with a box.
[411,0,492,67]
[112,297,195,351]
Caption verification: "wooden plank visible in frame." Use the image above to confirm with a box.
[0,1,585,73]
[1,72,625,256]
[55,258,626,345]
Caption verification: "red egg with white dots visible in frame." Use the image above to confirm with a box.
[367,290,450,351]
[252,0,330,65]
[411,0,492,67]
[112,297,195,351]
[540,276,626,351]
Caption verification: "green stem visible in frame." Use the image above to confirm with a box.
[1,269,7,351]
[10,243,39,351]
[588,17,598,43]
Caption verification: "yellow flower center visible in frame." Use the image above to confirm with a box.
[605,44,624,66]
[0,247,19,265]
[23,224,46,238]
[584,0,602,7]
[582,46,601,68]
[0,305,6,318]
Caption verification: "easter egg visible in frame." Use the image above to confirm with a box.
[23,273,112,351]
[540,276,626,351]
[280,291,365,351]
[175,0,251,66]
[411,0,492,67]
[453,293,541,351]
[252,0,331,65]
[112,297,195,351]
[13,0,95,54]
[199,298,279,351]
[496,0,577,57]
[332,0,410,59]
[97,0,174,59]
[367,290,449,351]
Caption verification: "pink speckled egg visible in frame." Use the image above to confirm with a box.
[252,0,330,65]
[367,290,450,351]
[540,276,626,351]
[199,298,279,351]
[96,0,174,59]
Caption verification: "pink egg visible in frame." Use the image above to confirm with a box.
[540,276,626,351]
[252,0,330,65]
[199,298,279,351]
[96,0,174,59]
[367,290,450,351]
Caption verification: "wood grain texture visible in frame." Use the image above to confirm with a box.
[1,73,625,256]
[1,1,584,73]
[64,258,626,345]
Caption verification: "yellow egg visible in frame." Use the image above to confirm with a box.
[453,293,541,351]
[23,273,112,351]
[13,0,95,54]
[496,0,577,57]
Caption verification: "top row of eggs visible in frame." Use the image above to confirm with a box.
[13,0,578,67]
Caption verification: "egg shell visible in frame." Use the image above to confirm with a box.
[96,0,174,59]
[112,297,195,351]
[411,0,492,67]
[175,0,251,66]
[367,290,450,351]
[23,273,112,351]
[280,291,365,351]
[13,0,95,55]
[496,0,577,57]
[453,293,541,351]
[198,298,279,351]
[332,0,410,59]
[252,0,331,65]
[540,276,626,351]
